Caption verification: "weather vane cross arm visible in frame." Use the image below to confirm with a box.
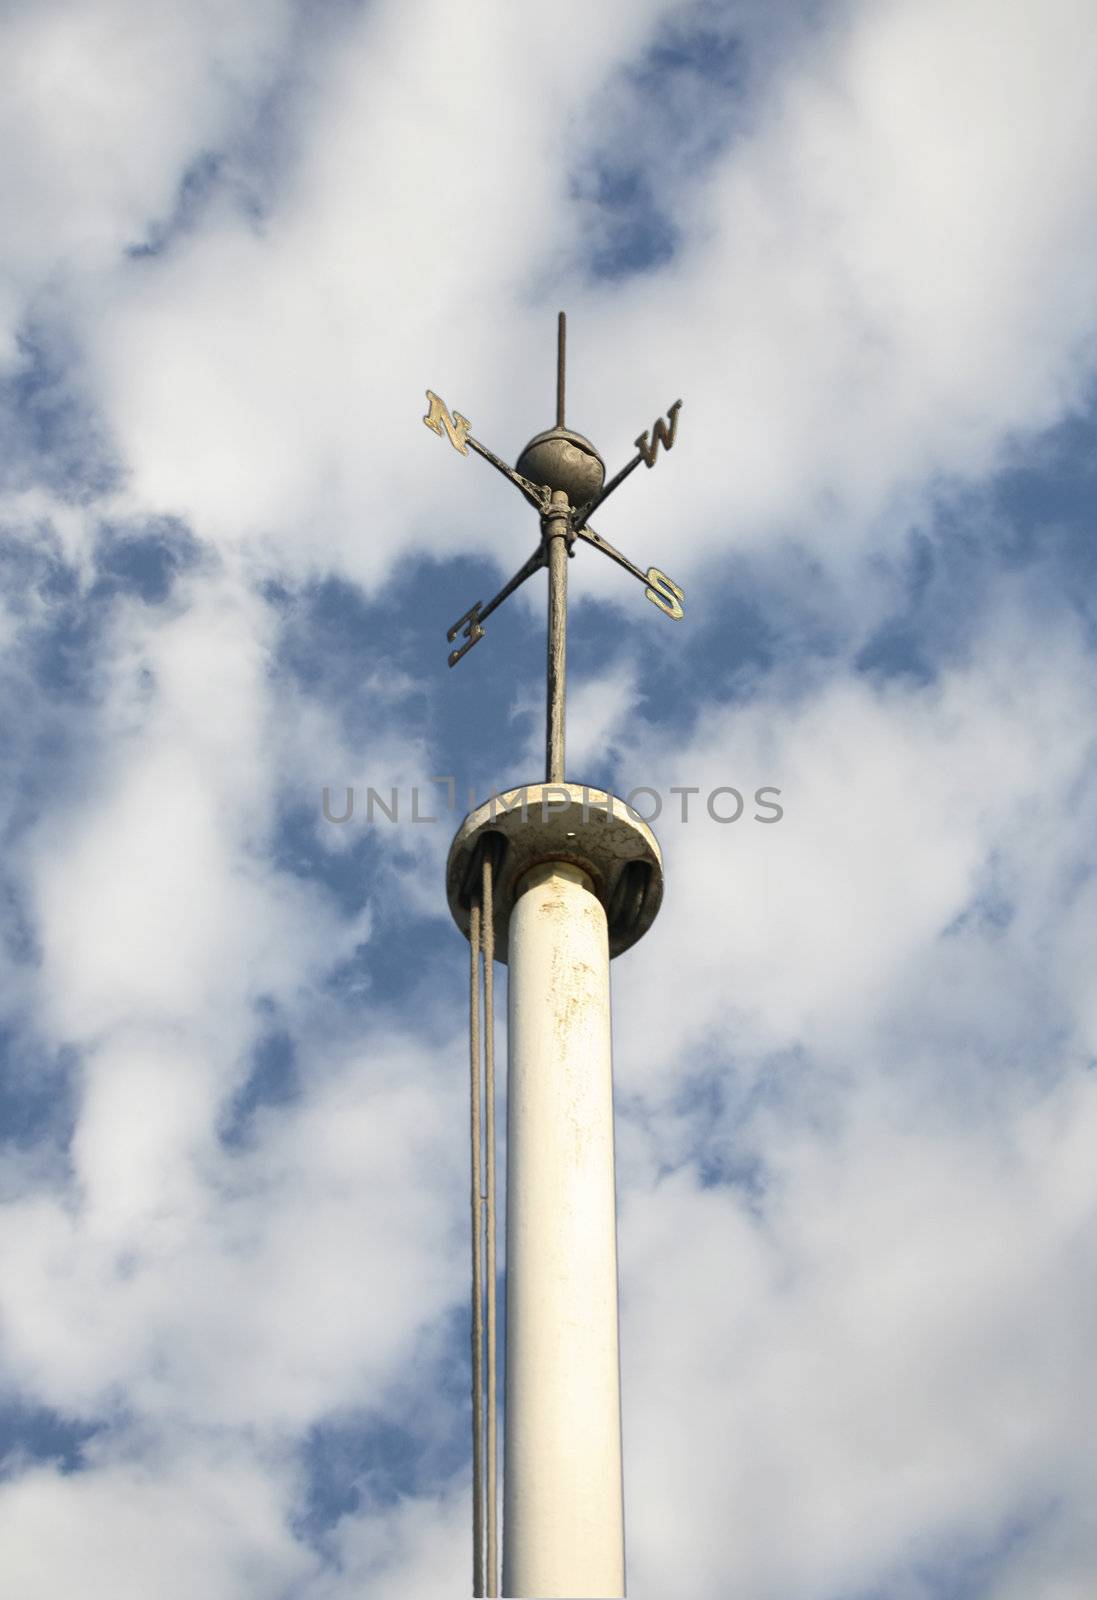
[574,523,685,621]
[423,391,550,513]
[447,544,547,666]
[572,398,684,525]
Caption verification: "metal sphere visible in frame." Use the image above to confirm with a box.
[515,428,605,508]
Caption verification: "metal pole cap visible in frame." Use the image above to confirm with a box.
[447,782,663,963]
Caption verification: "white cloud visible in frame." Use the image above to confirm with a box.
[0,0,298,355]
[25,567,346,1041]
[300,1485,471,1600]
[619,1070,1097,1598]
[0,1438,317,1600]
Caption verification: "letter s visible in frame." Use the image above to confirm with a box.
[644,568,684,621]
[754,786,783,824]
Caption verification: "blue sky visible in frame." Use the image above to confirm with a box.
[3,1,1097,1595]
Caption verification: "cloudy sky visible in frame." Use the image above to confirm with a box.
[2,0,1097,1595]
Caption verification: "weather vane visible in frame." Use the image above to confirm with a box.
[423,312,684,783]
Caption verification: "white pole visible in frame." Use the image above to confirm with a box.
[503,862,625,1600]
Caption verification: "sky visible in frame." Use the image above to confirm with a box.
[2,0,1097,1595]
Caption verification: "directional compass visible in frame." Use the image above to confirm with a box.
[423,312,684,783]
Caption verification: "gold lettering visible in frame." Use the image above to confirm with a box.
[644,568,684,621]
[635,399,682,468]
[447,602,484,665]
[423,390,471,455]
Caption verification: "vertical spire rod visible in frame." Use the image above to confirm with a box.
[548,312,568,782]
[545,490,568,784]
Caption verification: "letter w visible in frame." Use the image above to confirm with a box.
[635,399,683,468]
[423,390,471,455]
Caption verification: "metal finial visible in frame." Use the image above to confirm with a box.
[556,311,566,430]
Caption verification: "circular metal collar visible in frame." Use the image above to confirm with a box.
[447,782,663,963]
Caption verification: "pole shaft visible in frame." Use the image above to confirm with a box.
[545,492,569,785]
[482,856,499,1597]
[503,863,625,1598]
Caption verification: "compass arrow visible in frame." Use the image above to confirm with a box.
[574,524,685,620]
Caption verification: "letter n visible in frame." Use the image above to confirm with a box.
[423,390,471,455]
